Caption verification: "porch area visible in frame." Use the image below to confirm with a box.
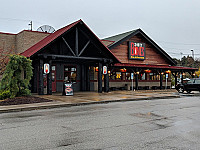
[34,89,178,104]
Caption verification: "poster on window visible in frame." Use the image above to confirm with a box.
[64,83,73,96]
[129,42,145,60]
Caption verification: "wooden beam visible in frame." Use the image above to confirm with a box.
[39,54,111,62]
[135,69,138,90]
[79,28,107,58]
[160,69,163,90]
[104,64,109,92]
[47,60,52,95]
[32,60,38,93]
[62,37,76,56]
[38,59,44,95]
[98,62,102,93]
[81,64,86,91]
[75,28,78,56]
[78,40,90,57]
[86,65,90,91]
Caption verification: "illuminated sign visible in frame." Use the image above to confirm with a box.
[129,42,145,60]
[44,63,50,74]
[103,66,107,74]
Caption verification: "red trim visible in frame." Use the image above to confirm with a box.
[0,30,51,36]
[18,30,51,35]
[114,63,198,70]
[0,32,16,35]
[20,19,120,63]
[20,20,82,57]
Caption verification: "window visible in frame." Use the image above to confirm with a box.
[195,79,200,84]
[64,66,77,83]
[125,73,131,80]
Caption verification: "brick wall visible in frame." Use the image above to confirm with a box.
[16,30,50,54]
[0,30,50,79]
[0,32,16,54]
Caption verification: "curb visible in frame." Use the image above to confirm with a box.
[0,95,180,114]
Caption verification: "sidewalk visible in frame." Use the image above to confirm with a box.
[0,89,179,113]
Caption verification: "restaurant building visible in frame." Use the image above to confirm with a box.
[1,19,198,95]
[102,29,198,91]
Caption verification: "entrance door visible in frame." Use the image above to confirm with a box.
[52,65,56,92]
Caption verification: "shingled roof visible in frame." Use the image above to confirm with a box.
[103,29,137,47]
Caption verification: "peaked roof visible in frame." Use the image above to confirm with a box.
[103,29,177,65]
[103,29,137,47]
[20,19,119,63]
[21,20,81,57]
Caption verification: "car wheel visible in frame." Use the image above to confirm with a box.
[178,87,184,93]
[187,90,191,93]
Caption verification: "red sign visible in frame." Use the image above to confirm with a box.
[103,66,107,74]
[44,63,50,74]
[65,83,73,95]
[129,42,145,60]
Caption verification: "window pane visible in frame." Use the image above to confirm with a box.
[52,66,56,71]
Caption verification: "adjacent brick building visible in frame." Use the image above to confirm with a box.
[0,30,50,55]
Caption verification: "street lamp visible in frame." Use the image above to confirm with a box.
[191,50,194,68]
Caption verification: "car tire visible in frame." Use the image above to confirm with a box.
[178,87,184,93]
[187,90,191,93]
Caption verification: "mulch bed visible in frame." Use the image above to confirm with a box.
[0,96,53,106]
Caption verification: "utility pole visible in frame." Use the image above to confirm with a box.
[180,52,183,66]
[29,21,33,31]
[191,50,194,68]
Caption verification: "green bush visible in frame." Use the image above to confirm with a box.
[0,55,33,99]
[0,90,11,100]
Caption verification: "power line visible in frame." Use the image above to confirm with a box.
[158,40,200,45]
[0,17,44,24]
[0,17,30,22]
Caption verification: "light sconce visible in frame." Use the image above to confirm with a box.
[120,68,127,72]
[95,67,98,72]
[166,70,171,73]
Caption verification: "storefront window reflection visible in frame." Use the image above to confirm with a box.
[64,66,77,83]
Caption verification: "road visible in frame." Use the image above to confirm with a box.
[0,96,200,150]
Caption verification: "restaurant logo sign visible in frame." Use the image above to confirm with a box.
[129,42,145,60]
[44,63,50,74]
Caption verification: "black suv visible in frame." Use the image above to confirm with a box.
[176,78,200,93]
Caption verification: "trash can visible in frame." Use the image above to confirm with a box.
[63,82,73,96]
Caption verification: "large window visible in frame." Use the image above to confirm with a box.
[64,66,77,83]
[109,72,132,81]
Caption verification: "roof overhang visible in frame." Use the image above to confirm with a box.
[114,63,198,72]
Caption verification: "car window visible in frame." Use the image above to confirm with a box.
[187,79,194,84]
[195,79,200,84]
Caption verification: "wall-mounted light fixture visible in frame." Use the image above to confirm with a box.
[166,70,171,74]
[95,67,98,72]
[120,68,127,72]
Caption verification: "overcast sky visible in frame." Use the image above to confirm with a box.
[1,0,200,59]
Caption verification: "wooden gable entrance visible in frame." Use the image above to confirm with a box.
[21,20,119,95]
